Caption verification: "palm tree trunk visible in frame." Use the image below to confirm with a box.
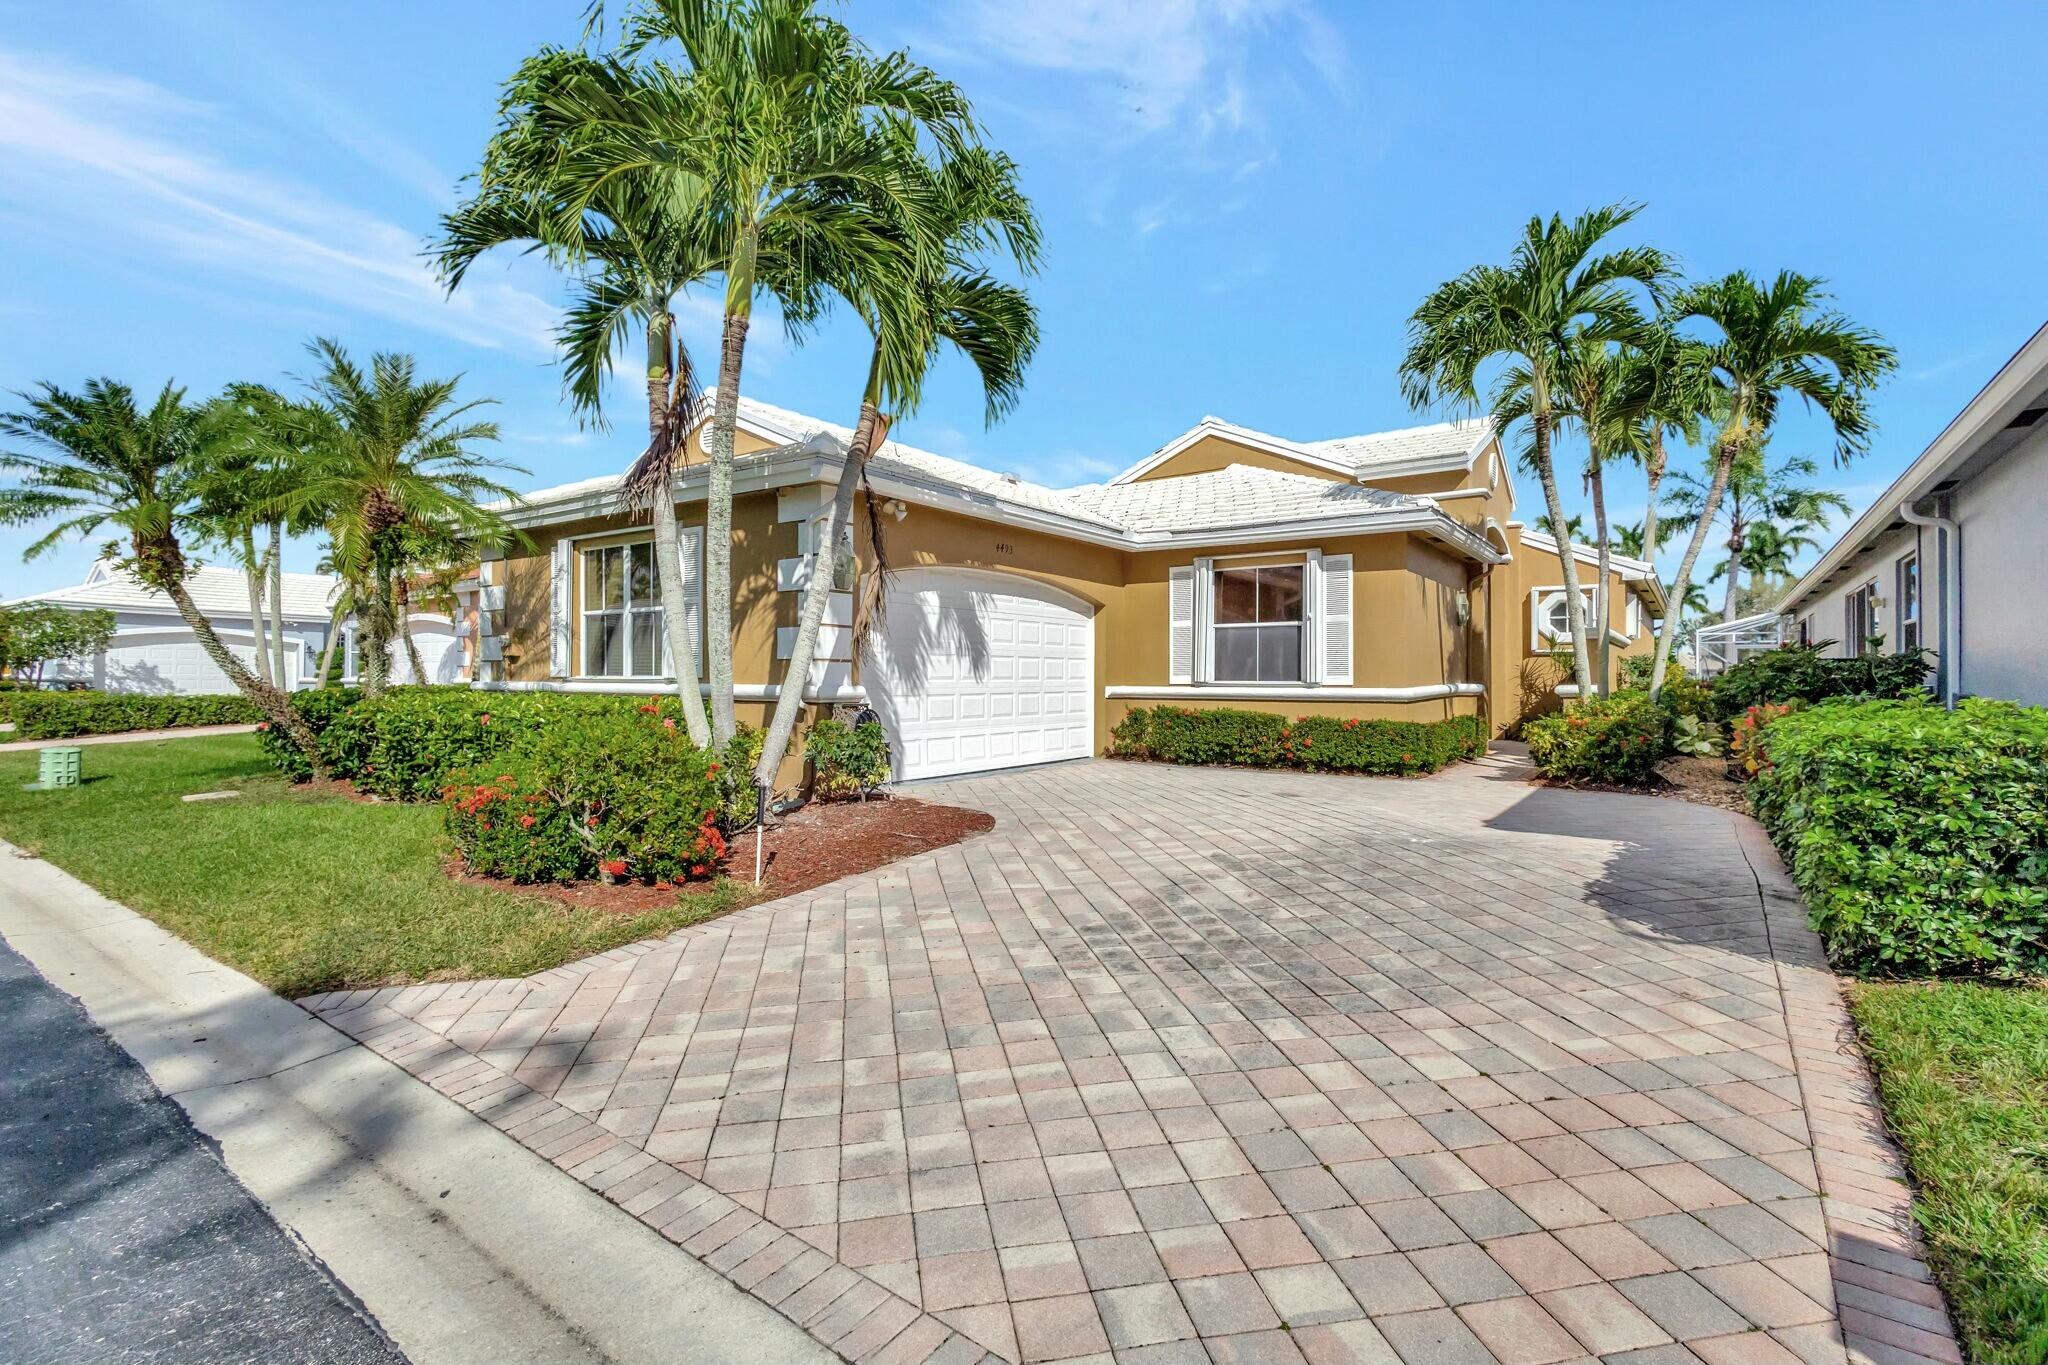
[1722,528,1743,623]
[1642,429,1665,594]
[1651,442,1737,697]
[243,529,272,687]
[268,521,288,686]
[316,602,346,688]
[159,552,326,776]
[1587,455,1614,695]
[645,312,712,747]
[360,572,393,699]
[1532,410,1595,697]
[756,389,878,797]
[705,307,750,746]
[396,576,426,683]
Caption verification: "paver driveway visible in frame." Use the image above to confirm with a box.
[306,753,1954,1365]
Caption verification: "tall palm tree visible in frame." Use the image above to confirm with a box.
[0,380,328,769]
[1555,337,1650,693]
[1720,520,1823,609]
[753,140,1040,799]
[278,341,523,698]
[439,47,716,743]
[1648,272,1894,693]
[1663,449,1853,622]
[538,0,979,743]
[1611,321,1710,598]
[1614,521,1648,559]
[1400,205,1672,695]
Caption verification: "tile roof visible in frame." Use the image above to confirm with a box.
[8,563,341,619]
[1302,418,1493,474]
[501,393,1494,556]
[1064,464,1431,534]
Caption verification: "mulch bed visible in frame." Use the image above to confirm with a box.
[448,796,995,915]
[1531,754,1753,813]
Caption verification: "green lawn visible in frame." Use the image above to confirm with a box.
[1851,980,2048,1365]
[0,734,749,997]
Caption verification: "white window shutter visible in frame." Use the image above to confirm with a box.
[1319,554,1353,685]
[677,525,705,671]
[548,539,572,677]
[1168,565,1195,684]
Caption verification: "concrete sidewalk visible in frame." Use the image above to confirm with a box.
[0,723,258,752]
[0,841,831,1365]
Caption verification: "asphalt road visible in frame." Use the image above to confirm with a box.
[0,935,407,1365]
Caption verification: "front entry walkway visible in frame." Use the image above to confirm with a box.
[307,755,1954,1365]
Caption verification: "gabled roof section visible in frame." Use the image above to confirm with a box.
[1065,464,1432,535]
[6,564,341,619]
[1108,414,1496,486]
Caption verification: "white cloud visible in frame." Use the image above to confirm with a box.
[939,0,1346,147]
[0,48,559,356]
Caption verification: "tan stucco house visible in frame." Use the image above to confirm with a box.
[477,394,1662,783]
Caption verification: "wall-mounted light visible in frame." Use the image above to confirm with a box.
[880,498,909,521]
[1454,590,1471,626]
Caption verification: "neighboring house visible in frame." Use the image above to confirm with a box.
[6,562,465,693]
[480,393,1661,784]
[1779,322,2048,706]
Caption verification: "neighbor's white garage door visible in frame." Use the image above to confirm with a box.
[98,629,299,695]
[863,568,1094,781]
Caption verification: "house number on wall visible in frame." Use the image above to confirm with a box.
[992,541,1016,556]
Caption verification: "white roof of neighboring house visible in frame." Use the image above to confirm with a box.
[7,562,341,620]
[498,392,1507,563]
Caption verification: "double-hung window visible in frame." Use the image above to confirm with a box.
[582,541,664,677]
[1844,581,1878,657]
[1897,553,1920,652]
[1212,563,1304,682]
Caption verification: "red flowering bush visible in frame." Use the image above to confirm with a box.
[1523,691,1669,785]
[1729,701,1798,776]
[441,706,724,885]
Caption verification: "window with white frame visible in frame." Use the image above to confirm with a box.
[1532,587,1598,648]
[1844,581,1879,657]
[1897,553,1920,652]
[582,541,664,677]
[1211,563,1304,682]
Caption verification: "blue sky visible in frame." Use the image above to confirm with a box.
[5,0,2046,596]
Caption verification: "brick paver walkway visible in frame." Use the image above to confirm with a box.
[305,754,1955,1365]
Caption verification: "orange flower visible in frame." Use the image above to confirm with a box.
[600,858,628,878]
[519,814,537,829]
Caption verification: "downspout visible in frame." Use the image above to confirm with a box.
[1899,495,1958,708]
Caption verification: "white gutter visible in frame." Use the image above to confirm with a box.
[1898,497,1959,707]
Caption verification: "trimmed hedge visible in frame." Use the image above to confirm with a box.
[1749,698,2048,976]
[1709,642,1931,722]
[1523,691,1670,786]
[1108,706,1484,776]
[0,689,262,740]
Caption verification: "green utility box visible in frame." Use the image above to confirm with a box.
[31,746,83,791]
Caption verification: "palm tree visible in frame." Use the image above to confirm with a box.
[1721,520,1823,609]
[1531,512,1586,543]
[1663,449,1853,622]
[1611,320,1710,592]
[535,0,980,743]
[1400,205,1672,695]
[279,340,523,698]
[1614,521,1648,559]
[753,140,1040,799]
[1647,272,1894,693]
[1555,337,1652,693]
[0,380,328,769]
[439,47,716,743]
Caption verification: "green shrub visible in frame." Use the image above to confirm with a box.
[805,717,891,798]
[1749,697,2048,976]
[2,689,262,740]
[1109,706,1484,776]
[1671,713,1721,757]
[1710,642,1931,722]
[442,707,725,885]
[256,687,364,780]
[717,725,766,828]
[1523,691,1670,785]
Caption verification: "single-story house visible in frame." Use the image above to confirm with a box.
[1779,321,2048,706]
[7,562,466,693]
[479,393,1662,784]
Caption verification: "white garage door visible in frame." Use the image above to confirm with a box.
[96,629,298,695]
[863,568,1095,781]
